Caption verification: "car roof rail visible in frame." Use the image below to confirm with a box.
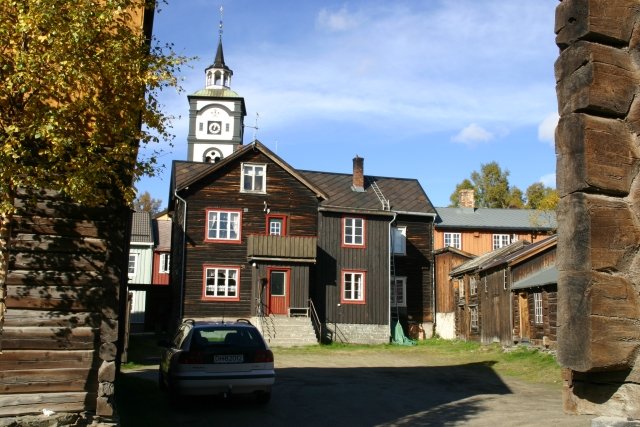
[236,318,252,325]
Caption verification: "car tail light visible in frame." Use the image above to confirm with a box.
[178,351,205,364]
[254,349,274,363]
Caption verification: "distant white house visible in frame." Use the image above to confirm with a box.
[128,211,154,330]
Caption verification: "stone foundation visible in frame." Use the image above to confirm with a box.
[326,323,390,344]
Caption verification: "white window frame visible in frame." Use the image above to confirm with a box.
[206,209,241,242]
[343,217,365,247]
[392,226,406,255]
[342,270,366,303]
[241,163,266,193]
[390,276,407,308]
[159,253,170,274]
[444,232,461,250]
[470,277,478,295]
[128,253,138,277]
[493,234,511,250]
[458,279,465,299]
[534,292,543,324]
[203,266,240,300]
[470,306,478,329]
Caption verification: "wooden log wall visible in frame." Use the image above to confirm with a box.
[555,0,640,419]
[0,192,129,420]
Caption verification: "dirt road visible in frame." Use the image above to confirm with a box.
[125,348,594,426]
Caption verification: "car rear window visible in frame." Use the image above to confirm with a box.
[191,327,262,349]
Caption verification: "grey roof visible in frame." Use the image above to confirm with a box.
[131,211,154,244]
[189,88,242,98]
[450,240,530,277]
[511,266,558,290]
[170,141,435,217]
[154,219,172,251]
[169,141,328,211]
[435,207,557,231]
[479,234,557,272]
[300,171,436,216]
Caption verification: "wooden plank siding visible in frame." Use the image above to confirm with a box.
[394,216,434,324]
[252,263,311,312]
[478,268,512,345]
[151,251,170,285]
[316,211,390,326]
[172,150,320,324]
[1,192,130,417]
[435,250,473,314]
[434,229,552,256]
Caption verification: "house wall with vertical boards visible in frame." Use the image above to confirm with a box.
[316,211,390,337]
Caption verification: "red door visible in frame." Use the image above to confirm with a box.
[268,269,289,315]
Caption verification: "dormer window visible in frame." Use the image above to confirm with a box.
[241,163,266,193]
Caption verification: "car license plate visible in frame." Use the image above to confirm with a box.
[214,354,243,364]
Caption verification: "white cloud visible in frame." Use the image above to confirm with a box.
[538,112,559,145]
[452,123,494,145]
[317,6,360,32]
[539,173,556,188]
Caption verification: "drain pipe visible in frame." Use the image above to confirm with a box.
[174,190,188,321]
[388,211,397,340]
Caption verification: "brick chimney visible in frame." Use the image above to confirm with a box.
[459,189,475,208]
[352,156,364,191]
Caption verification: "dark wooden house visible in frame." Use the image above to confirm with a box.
[509,235,557,348]
[449,235,558,347]
[165,34,437,345]
[450,240,529,343]
[302,156,437,343]
[168,141,326,324]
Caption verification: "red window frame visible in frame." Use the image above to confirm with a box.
[341,269,366,305]
[202,264,241,302]
[341,216,366,248]
[204,208,243,244]
[266,214,288,236]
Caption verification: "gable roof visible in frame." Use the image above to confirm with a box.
[435,207,556,231]
[478,234,557,272]
[300,170,436,216]
[450,239,529,277]
[131,211,154,244]
[169,141,328,211]
[511,266,558,290]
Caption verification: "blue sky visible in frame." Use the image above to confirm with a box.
[137,0,559,209]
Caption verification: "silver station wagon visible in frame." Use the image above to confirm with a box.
[158,319,275,403]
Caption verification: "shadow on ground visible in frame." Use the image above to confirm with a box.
[118,362,511,427]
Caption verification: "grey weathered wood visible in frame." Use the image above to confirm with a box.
[0,350,97,370]
[0,392,95,416]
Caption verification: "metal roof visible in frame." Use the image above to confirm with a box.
[511,266,558,290]
[189,88,242,98]
[131,211,154,244]
[435,207,557,230]
[450,240,529,277]
[479,234,557,272]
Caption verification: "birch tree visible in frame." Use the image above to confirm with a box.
[0,0,185,337]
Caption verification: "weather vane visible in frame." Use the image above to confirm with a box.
[219,5,224,40]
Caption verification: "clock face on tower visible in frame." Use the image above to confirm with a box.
[207,121,222,135]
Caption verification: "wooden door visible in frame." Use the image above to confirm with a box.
[519,292,530,340]
[268,269,289,315]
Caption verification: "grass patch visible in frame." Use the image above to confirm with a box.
[121,333,167,371]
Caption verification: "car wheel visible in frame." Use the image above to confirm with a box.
[255,391,271,404]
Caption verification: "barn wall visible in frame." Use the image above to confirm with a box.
[555,0,640,418]
[0,192,129,419]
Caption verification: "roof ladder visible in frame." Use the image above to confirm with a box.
[369,179,390,211]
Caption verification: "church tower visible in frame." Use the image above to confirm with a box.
[187,8,246,163]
